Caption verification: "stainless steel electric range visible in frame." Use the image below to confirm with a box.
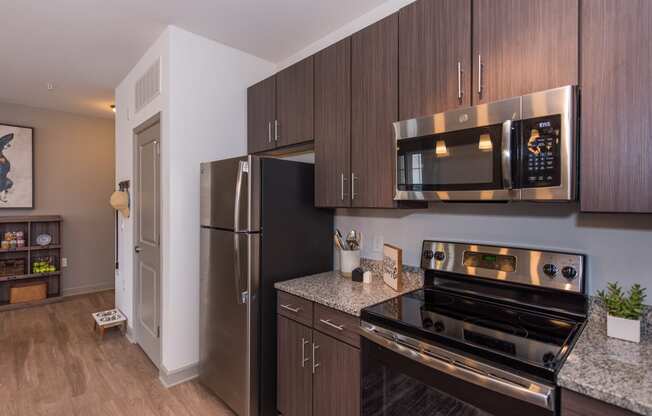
[360,241,588,416]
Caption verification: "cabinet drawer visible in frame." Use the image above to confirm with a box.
[277,291,313,326]
[313,304,360,348]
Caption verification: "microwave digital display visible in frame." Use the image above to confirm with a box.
[520,114,562,188]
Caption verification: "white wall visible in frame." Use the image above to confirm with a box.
[335,205,652,295]
[115,27,171,339]
[115,26,275,374]
[164,27,274,371]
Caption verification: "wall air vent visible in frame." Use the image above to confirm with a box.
[135,58,161,113]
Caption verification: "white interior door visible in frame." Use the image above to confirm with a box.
[134,117,161,366]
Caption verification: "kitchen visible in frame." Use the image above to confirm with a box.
[197,1,652,416]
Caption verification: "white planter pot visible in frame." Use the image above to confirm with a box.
[606,314,641,343]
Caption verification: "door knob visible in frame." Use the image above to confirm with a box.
[134,246,142,253]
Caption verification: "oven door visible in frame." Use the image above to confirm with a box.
[394,96,521,202]
[361,325,556,416]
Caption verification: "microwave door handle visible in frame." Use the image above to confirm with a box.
[501,120,513,189]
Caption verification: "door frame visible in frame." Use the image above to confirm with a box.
[132,112,162,367]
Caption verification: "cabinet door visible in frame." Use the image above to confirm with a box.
[399,0,472,119]
[473,0,578,104]
[276,57,314,147]
[351,14,399,208]
[314,38,351,207]
[277,316,313,416]
[312,331,360,416]
[247,76,276,153]
[580,0,652,213]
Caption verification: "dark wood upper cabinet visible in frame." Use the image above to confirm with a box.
[314,39,351,208]
[276,57,314,148]
[351,14,399,208]
[312,331,360,416]
[472,0,578,104]
[277,315,313,416]
[247,76,276,153]
[399,0,472,119]
[580,0,652,213]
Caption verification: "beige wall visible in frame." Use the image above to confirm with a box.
[0,102,115,295]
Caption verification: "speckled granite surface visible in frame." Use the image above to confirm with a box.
[558,299,652,415]
[274,259,423,316]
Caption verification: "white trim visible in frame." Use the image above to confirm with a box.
[158,362,199,388]
[62,282,115,297]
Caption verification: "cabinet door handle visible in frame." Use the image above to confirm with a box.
[457,61,463,102]
[301,338,310,368]
[267,121,272,143]
[340,173,348,201]
[280,304,301,313]
[274,120,279,142]
[351,173,358,200]
[312,343,320,374]
[477,54,483,97]
[319,319,344,331]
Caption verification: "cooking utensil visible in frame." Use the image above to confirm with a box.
[346,229,360,250]
[335,229,348,250]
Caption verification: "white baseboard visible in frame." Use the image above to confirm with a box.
[125,326,136,343]
[159,362,199,388]
[62,281,115,297]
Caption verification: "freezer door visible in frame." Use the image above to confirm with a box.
[201,156,260,231]
[199,227,259,416]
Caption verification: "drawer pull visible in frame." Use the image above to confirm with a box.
[280,304,301,313]
[320,319,344,331]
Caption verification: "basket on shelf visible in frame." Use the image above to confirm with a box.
[0,258,27,277]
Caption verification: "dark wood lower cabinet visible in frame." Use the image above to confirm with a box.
[277,292,360,416]
[312,331,360,416]
[561,389,638,416]
[277,316,313,416]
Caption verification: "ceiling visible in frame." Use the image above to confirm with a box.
[0,0,387,118]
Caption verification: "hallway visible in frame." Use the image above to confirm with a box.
[0,291,234,416]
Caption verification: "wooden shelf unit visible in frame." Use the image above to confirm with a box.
[0,216,63,306]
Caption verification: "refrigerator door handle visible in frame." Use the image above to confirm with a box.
[233,233,249,305]
[234,160,248,232]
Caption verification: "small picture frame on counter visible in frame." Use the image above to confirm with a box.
[383,244,403,292]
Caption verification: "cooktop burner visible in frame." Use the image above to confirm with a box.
[361,288,583,380]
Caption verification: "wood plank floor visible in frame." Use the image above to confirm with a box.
[0,291,235,416]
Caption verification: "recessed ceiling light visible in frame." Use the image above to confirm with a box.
[47,83,55,91]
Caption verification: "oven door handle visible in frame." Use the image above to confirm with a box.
[360,324,554,411]
[501,119,514,189]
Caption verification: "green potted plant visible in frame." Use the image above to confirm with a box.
[598,282,647,343]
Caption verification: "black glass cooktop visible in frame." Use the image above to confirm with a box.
[361,288,584,381]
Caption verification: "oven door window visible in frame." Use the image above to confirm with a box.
[362,339,553,416]
[397,124,503,191]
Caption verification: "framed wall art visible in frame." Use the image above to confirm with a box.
[0,124,34,208]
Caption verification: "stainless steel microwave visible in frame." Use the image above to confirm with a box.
[394,85,579,202]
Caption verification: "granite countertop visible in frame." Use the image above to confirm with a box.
[274,259,423,316]
[558,300,652,415]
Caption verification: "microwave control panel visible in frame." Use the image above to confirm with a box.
[520,115,562,188]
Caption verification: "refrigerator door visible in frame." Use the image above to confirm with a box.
[199,227,260,416]
[200,155,260,232]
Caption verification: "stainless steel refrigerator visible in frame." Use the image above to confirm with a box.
[199,155,333,416]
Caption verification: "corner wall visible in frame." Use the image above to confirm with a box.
[0,102,115,295]
[114,25,275,373]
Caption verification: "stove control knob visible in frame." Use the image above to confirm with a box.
[422,317,434,329]
[562,266,578,280]
[542,352,556,367]
[434,251,446,261]
[543,264,558,277]
[433,321,445,333]
[423,250,434,260]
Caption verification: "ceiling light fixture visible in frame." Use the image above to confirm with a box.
[110,104,116,113]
